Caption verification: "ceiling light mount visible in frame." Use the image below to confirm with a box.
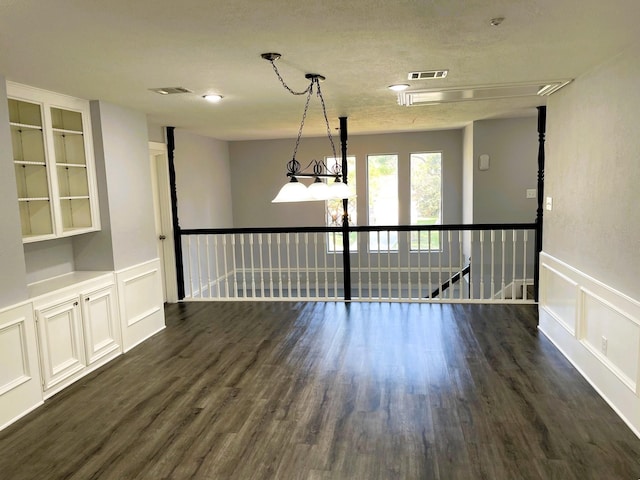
[261,52,350,203]
[490,17,505,26]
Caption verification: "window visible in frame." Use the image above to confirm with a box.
[410,152,442,250]
[367,154,398,250]
[326,156,357,252]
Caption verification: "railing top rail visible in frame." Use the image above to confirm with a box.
[180,223,537,236]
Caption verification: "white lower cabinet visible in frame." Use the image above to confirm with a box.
[31,273,122,398]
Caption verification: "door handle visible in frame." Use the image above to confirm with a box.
[159,235,167,240]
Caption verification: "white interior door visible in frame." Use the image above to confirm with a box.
[149,142,178,303]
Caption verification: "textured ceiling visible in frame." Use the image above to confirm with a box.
[1,0,639,140]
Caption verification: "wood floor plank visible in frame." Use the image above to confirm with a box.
[0,301,639,479]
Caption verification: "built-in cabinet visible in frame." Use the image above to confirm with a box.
[7,82,100,243]
[30,273,121,398]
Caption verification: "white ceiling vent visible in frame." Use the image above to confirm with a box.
[397,80,572,106]
[149,87,193,95]
[408,70,448,80]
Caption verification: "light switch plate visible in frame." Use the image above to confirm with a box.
[526,189,536,199]
[545,196,553,210]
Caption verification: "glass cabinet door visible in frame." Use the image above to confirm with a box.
[8,98,55,240]
[50,107,93,233]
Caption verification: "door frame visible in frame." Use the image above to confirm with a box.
[149,141,178,303]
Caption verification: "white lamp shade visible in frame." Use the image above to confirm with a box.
[327,181,352,200]
[272,181,311,202]
[307,181,331,200]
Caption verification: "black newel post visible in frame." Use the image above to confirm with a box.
[534,106,546,302]
[339,116,352,301]
[166,127,185,300]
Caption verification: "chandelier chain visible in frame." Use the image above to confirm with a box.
[315,78,338,169]
[291,80,314,160]
[268,59,312,96]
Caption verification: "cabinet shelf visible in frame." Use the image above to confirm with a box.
[14,160,47,166]
[59,196,90,200]
[18,197,51,202]
[52,128,83,135]
[57,163,87,168]
[10,122,42,131]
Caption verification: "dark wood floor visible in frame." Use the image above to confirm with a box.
[1,302,639,479]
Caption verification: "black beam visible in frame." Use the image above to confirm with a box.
[340,116,351,301]
[534,106,547,303]
[166,127,185,300]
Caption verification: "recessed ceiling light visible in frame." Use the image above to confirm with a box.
[388,84,410,92]
[490,17,505,26]
[203,94,223,103]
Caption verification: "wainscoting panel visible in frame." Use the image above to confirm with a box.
[116,259,165,352]
[0,303,43,431]
[539,252,640,438]
[541,264,578,335]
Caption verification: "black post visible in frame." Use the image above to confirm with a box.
[534,106,546,302]
[166,127,185,300]
[339,116,351,301]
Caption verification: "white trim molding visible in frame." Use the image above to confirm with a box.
[538,252,640,438]
[0,303,43,431]
[116,258,166,352]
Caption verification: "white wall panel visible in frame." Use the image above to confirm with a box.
[116,259,165,351]
[581,289,639,392]
[539,252,640,438]
[541,264,578,335]
[0,303,43,431]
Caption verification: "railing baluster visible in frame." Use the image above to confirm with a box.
[469,231,474,300]
[286,233,292,298]
[367,232,372,300]
[479,230,485,300]
[277,233,283,298]
[447,231,452,299]
[490,230,496,299]
[185,236,193,298]
[437,230,442,300]
[323,233,329,298]
[267,234,274,297]
[377,231,382,300]
[240,234,247,298]
[249,233,256,298]
[196,236,203,298]
[205,235,212,298]
[332,231,338,299]
[397,231,403,300]
[231,234,238,298]
[222,235,229,297]
[258,234,265,298]
[523,230,528,300]
[305,232,310,299]
[427,229,432,299]
[213,236,220,299]
[295,232,301,298]
[314,232,320,298]
[512,230,517,301]
[407,231,412,300]
[387,231,392,300]
[501,230,506,300]
[417,230,422,300]
[458,230,464,300]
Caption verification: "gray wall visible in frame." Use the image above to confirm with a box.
[174,129,233,229]
[472,117,539,224]
[229,130,463,227]
[545,43,640,299]
[147,122,165,144]
[88,101,157,271]
[0,77,28,307]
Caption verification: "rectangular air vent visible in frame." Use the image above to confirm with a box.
[408,70,448,80]
[149,87,193,95]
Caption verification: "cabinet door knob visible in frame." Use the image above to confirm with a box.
[73,301,79,306]
[85,297,90,301]
[159,235,167,240]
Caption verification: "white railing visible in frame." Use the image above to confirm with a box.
[179,224,537,303]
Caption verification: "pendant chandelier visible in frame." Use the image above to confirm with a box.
[262,53,351,203]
